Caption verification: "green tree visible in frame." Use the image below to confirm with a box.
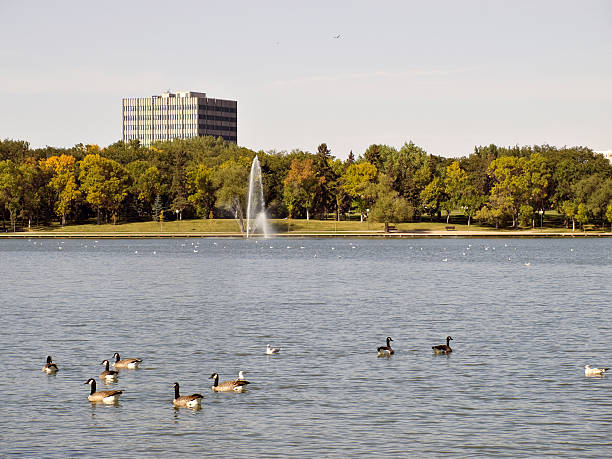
[606,203,612,232]
[213,159,249,232]
[572,175,612,228]
[474,193,513,228]
[152,194,163,222]
[18,159,47,228]
[187,164,216,218]
[346,151,355,166]
[518,204,534,227]
[0,139,30,162]
[461,190,485,226]
[420,176,445,219]
[342,161,378,222]
[312,143,337,217]
[0,160,21,231]
[79,154,131,224]
[487,154,550,228]
[368,175,414,224]
[559,200,578,231]
[363,144,383,170]
[381,141,430,205]
[576,202,589,230]
[125,160,164,219]
[283,158,320,220]
[103,140,147,165]
[329,158,351,221]
[444,162,468,212]
[169,143,190,219]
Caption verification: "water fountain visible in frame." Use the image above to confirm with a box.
[246,155,270,238]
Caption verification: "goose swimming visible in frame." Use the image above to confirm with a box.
[112,352,142,369]
[432,336,453,354]
[84,378,122,403]
[209,373,250,392]
[172,382,204,408]
[42,355,59,374]
[100,360,119,381]
[377,337,394,357]
[266,344,281,355]
[585,365,609,377]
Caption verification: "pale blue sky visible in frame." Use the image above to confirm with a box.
[1,0,610,158]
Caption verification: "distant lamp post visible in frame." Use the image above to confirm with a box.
[539,210,543,228]
[176,209,180,232]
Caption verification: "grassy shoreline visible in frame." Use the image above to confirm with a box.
[1,218,610,238]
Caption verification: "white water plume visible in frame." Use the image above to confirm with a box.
[246,156,270,238]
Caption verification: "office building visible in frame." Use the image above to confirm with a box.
[122,91,237,146]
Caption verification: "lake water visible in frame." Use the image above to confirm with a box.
[0,237,610,457]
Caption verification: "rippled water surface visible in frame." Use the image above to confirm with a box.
[1,237,611,457]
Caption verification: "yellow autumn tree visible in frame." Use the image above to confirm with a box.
[41,154,81,226]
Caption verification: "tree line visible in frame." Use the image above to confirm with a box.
[1,136,611,232]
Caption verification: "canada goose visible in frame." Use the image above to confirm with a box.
[209,373,250,392]
[100,360,119,381]
[432,336,453,354]
[585,365,609,377]
[42,355,59,374]
[377,337,394,357]
[84,378,122,403]
[112,352,142,369]
[266,344,281,355]
[172,382,204,408]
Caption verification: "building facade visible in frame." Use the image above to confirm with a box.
[122,91,237,146]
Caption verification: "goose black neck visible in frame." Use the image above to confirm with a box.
[90,380,97,395]
[46,356,52,364]
[174,385,180,399]
[103,361,110,371]
[446,337,451,345]
[114,354,120,363]
[212,375,219,387]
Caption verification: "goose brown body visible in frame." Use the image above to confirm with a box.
[100,360,119,381]
[432,336,453,354]
[209,373,250,392]
[377,337,394,356]
[112,352,142,369]
[42,356,59,374]
[173,382,204,407]
[85,378,122,403]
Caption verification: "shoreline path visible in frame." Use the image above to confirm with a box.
[1,230,610,239]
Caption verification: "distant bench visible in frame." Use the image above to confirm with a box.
[385,223,397,233]
[445,226,455,231]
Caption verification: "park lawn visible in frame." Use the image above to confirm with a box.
[27,218,500,234]
[37,219,243,233]
[21,210,602,234]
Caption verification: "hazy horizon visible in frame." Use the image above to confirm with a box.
[1,0,610,159]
